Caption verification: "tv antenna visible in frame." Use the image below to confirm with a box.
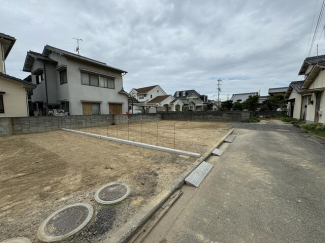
[73,38,83,55]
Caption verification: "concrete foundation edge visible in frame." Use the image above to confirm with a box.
[61,128,201,158]
[103,128,235,243]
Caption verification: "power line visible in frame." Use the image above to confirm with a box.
[308,0,325,57]
[306,0,320,56]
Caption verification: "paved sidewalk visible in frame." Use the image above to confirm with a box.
[144,123,325,243]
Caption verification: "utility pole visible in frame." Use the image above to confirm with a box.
[217,79,222,108]
[73,38,83,55]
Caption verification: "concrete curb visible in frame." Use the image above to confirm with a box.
[103,128,235,243]
[62,128,201,158]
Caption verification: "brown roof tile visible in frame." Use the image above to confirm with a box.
[135,85,158,94]
[147,95,170,103]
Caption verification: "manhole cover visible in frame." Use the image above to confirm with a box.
[95,182,130,204]
[0,238,31,243]
[37,203,93,242]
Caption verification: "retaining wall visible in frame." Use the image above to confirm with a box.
[160,111,250,122]
[0,114,161,136]
[0,111,250,136]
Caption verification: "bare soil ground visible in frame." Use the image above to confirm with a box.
[0,121,230,242]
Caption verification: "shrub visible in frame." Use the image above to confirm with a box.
[280,117,304,125]
[247,116,260,123]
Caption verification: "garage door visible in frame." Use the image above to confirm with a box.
[109,104,122,114]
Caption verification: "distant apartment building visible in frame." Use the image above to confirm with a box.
[23,45,128,116]
[0,33,36,117]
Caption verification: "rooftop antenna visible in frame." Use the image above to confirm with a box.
[73,38,83,55]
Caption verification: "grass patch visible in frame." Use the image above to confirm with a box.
[280,117,305,125]
[247,116,260,123]
[302,123,325,138]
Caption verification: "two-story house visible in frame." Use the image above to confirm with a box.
[297,55,325,124]
[173,90,206,111]
[23,45,128,116]
[129,85,167,113]
[0,33,36,117]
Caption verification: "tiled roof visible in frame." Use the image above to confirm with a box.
[44,45,127,73]
[147,95,170,103]
[134,85,158,94]
[299,55,325,75]
[173,90,200,99]
[268,87,288,94]
[285,81,304,98]
[231,92,258,103]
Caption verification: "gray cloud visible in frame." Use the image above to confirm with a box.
[0,0,320,100]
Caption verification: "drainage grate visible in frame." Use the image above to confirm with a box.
[37,203,93,242]
[0,238,31,243]
[95,182,130,205]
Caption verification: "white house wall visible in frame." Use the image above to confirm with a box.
[65,58,127,115]
[305,70,325,124]
[288,90,302,120]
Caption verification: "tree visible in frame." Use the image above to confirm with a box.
[243,95,259,114]
[220,100,233,111]
[262,94,286,111]
[233,99,243,111]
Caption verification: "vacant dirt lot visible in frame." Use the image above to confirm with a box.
[0,121,229,242]
[78,120,230,154]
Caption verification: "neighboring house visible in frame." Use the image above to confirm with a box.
[129,85,167,113]
[297,55,325,124]
[23,45,128,116]
[173,90,206,111]
[258,95,268,104]
[146,95,175,112]
[231,92,258,103]
[170,98,184,111]
[0,33,36,117]
[268,87,287,96]
[285,81,304,119]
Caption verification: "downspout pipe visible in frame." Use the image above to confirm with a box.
[43,61,49,109]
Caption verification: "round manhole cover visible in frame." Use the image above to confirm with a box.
[95,182,130,204]
[37,203,93,242]
[0,238,31,243]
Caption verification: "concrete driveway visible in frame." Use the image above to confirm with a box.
[143,122,325,243]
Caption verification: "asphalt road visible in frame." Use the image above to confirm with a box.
[144,122,325,243]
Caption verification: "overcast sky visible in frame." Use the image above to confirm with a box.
[0,0,322,100]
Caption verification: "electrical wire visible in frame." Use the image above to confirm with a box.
[306,0,320,56]
[308,0,325,57]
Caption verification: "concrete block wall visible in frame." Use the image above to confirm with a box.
[0,114,162,136]
[161,111,250,122]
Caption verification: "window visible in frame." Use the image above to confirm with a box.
[92,103,100,114]
[81,72,90,85]
[150,95,152,98]
[182,91,186,96]
[139,94,147,99]
[36,74,43,85]
[60,70,67,84]
[90,74,99,86]
[0,95,4,113]
[99,76,115,89]
[176,92,179,97]
[81,71,115,89]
